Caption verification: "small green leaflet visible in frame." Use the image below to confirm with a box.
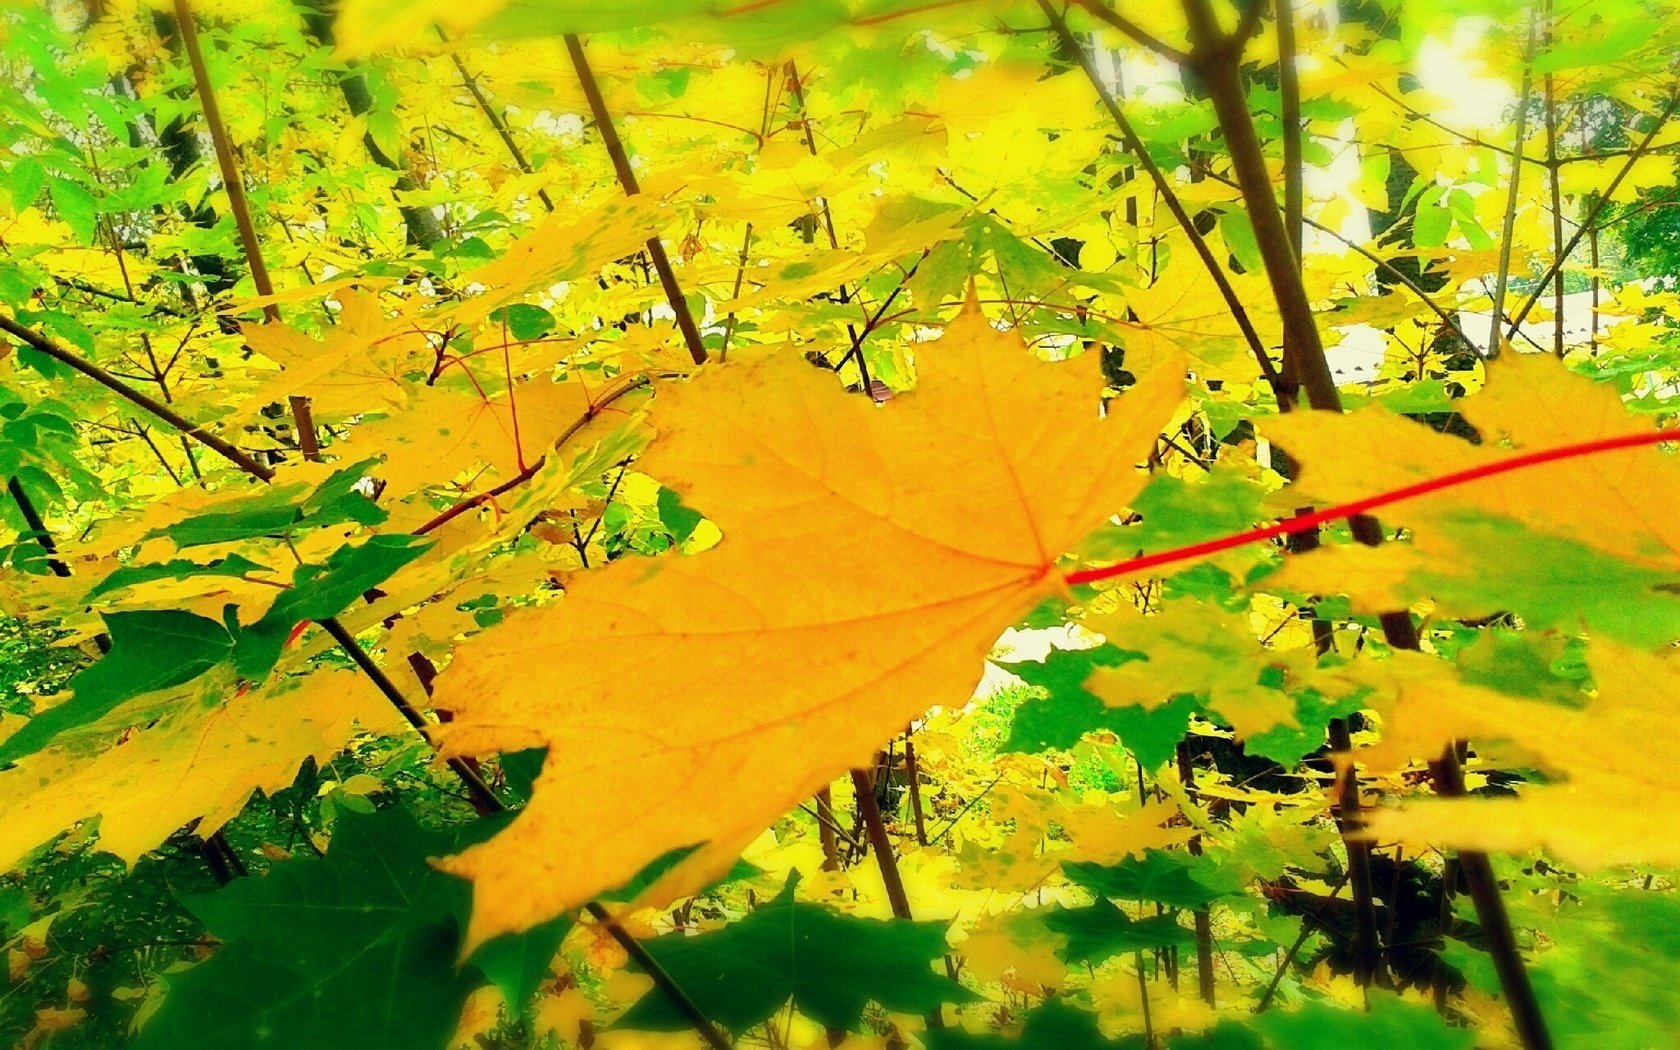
[999,644,1197,770]
[1042,898,1193,965]
[149,459,385,548]
[615,873,976,1034]
[656,486,704,545]
[134,806,572,1050]
[233,534,432,680]
[49,177,97,244]
[1062,850,1236,910]
[0,609,232,766]
[87,554,268,599]
[1077,467,1269,563]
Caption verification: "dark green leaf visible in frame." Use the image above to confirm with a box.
[49,177,97,244]
[135,807,566,1050]
[87,555,268,600]
[1254,991,1474,1050]
[924,998,1144,1049]
[233,535,432,680]
[1061,851,1234,910]
[0,609,232,765]
[1000,645,1197,770]
[616,875,974,1033]
[1042,898,1193,964]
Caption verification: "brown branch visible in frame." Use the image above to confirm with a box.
[1173,1,1553,1023]
[1429,751,1554,1050]
[0,312,275,480]
[1182,0,1332,407]
[563,33,708,366]
[446,45,555,214]
[1507,91,1680,338]
[1255,868,1352,1012]
[1543,4,1564,358]
[289,395,321,461]
[1065,0,1192,64]
[171,0,277,321]
[903,730,930,847]
[1175,741,1217,1005]
[849,766,946,1030]
[1487,19,1538,359]
[1277,0,1303,259]
[175,0,321,457]
[719,65,779,362]
[1042,1,1283,398]
[785,61,878,395]
[850,768,913,919]
[1326,717,1391,989]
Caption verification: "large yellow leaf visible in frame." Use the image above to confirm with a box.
[432,297,1186,947]
[341,377,594,498]
[0,670,403,872]
[1262,352,1680,569]
[238,289,430,421]
[1331,646,1680,869]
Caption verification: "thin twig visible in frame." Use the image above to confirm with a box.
[1065,0,1192,64]
[1044,1,1283,398]
[1507,91,1680,338]
[1255,869,1352,1012]
[171,0,278,321]
[1429,751,1553,1050]
[563,34,707,366]
[0,313,274,479]
[1487,17,1538,359]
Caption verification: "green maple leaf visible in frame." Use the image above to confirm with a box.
[0,536,425,763]
[87,554,268,599]
[615,874,976,1033]
[999,644,1197,770]
[150,459,385,548]
[232,534,432,680]
[1042,898,1193,964]
[1253,991,1473,1050]
[134,807,568,1050]
[1062,850,1236,910]
[0,609,233,765]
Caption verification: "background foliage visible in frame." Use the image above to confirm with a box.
[2,0,1679,1047]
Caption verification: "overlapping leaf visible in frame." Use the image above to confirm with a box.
[433,297,1186,946]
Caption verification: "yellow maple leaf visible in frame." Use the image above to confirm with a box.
[432,296,1185,947]
[1084,599,1323,739]
[1117,252,1284,386]
[1262,351,1680,569]
[239,289,429,420]
[1331,645,1680,869]
[342,377,595,497]
[0,670,403,872]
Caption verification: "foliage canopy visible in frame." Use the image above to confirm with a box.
[2,0,1679,1047]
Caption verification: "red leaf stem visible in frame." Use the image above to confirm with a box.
[1064,428,1677,586]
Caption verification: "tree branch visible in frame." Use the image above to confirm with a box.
[1507,91,1680,339]
[0,312,275,480]
[564,34,708,366]
[1065,0,1192,64]
[1043,1,1283,397]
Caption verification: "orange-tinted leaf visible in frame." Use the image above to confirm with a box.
[433,297,1185,947]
